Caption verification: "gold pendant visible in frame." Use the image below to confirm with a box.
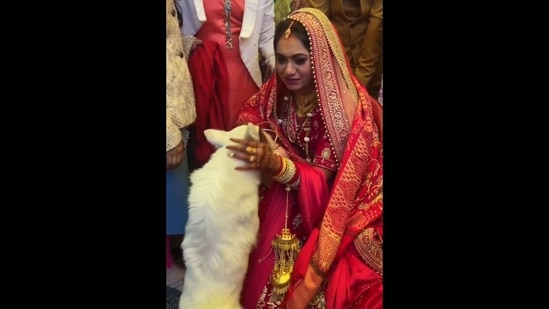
[284,21,295,39]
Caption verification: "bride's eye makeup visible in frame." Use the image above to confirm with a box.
[276,55,309,65]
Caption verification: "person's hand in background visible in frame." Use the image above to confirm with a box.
[190,38,202,52]
[166,141,185,170]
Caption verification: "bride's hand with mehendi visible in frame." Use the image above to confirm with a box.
[261,128,289,158]
[225,138,282,175]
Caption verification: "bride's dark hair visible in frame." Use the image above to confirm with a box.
[274,18,310,50]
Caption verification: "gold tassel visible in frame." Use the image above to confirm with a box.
[270,186,299,301]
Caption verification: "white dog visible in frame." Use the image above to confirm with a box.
[179,123,261,309]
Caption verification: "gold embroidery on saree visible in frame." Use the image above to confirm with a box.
[321,147,331,160]
[287,9,354,165]
[354,228,383,275]
[287,7,383,278]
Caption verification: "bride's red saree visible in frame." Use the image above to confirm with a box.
[236,8,383,309]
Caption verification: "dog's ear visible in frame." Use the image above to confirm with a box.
[204,128,227,149]
[246,122,260,142]
[260,128,272,144]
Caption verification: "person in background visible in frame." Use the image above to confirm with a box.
[309,0,383,100]
[227,8,382,308]
[177,0,276,130]
[166,0,198,296]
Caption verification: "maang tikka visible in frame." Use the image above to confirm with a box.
[284,20,295,39]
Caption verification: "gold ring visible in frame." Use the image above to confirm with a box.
[246,146,257,154]
[249,155,256,163]
[228,152,234,158]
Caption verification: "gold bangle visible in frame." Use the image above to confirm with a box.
[273,156,287,178]
[274,159,289,182]
[274,158,295,184]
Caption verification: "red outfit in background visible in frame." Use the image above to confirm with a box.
[195,0,259,129]
[187,41,230,171]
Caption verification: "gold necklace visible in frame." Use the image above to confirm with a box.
[274,93,317,162]
[294,92,318,117]
[286,96,315,143]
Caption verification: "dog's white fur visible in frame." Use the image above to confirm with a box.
[179,123,261,309]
